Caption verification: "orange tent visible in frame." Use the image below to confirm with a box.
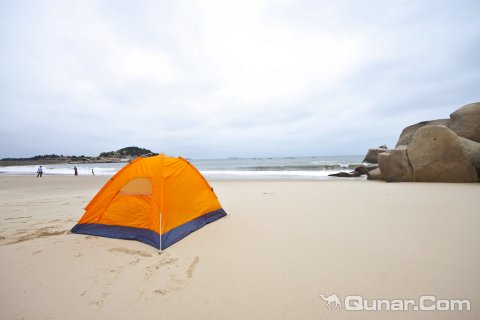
[71,154,226,249]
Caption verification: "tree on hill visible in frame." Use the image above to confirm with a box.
[99,146,157,158]
[2,154,63,161]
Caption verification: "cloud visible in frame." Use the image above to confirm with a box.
[1,0,479,158]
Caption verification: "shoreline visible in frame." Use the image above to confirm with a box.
[0,155,371,180]
[0,159,126,167]
[0,173,367,182]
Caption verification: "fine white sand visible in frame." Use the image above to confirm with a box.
[0,175,479,319]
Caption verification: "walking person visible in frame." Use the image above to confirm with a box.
[92,169,95,175]
[74,166,78,176]
[36,166,43,177]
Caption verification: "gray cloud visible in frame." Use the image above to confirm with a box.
[1,0,479,158]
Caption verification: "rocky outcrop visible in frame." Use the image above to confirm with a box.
[328,165,377,178]
[378,146,413,182]
[448,102,480,143]
[362,145,389,163]
[354,165,376,175]
[362,102,480,183]
[408,125,479,182]
[328,165,378,178]
[367,168,384,181]
[395,119,450,147]
[394,103,480,147]
[328,171,361,178]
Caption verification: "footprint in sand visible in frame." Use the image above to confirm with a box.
[4,216,32,220]
[89,292,109,310]
[169,274,183,286]
[154,289,167,295]
[186,256,200,278]
[108,247,153,257]
[109,265,125,274]
[149,275,184,297]
[7,229,67,245]
[144,255,179,279]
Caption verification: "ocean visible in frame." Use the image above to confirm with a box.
[0,155,365,180]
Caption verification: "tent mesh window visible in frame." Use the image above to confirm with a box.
[119,178,152,195]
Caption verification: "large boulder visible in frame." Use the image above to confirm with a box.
[362,145,389,163]
[408,125,480,182]
[448,102,480,143]
[354,165,378,175]
[378,146,413,182]
[461,138,480,178]
[395,119,450,147]
[367,168,384,181]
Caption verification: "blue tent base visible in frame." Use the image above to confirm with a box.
[71,208,227,249]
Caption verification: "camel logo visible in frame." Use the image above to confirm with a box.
[319,293,342,310]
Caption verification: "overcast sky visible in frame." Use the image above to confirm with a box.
[1,0,479,159]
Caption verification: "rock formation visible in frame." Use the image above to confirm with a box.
[362,145,389,164]
[378,145,413,182]
[363,102,480,183]
[367,168,384,181]
[328,165,378,178]
[328,171,361,178]
[408,126,479,182]
[395,119,450,147]
[448,102,480,143]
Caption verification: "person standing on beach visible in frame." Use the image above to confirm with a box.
[92,169,95,175]
[74,166,78,176]
[36,166,43,177]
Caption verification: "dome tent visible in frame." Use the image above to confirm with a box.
[72,154,226,249]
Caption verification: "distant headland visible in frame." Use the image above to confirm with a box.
[0,147,158,166]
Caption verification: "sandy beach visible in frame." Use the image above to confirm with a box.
[0,175,479,319]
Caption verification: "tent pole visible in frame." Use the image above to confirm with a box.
[159,153,164,254]
[159,211,162,254]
